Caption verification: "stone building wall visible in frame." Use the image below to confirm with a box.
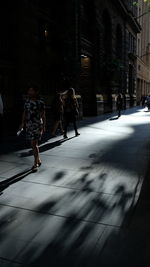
[0,0,141,122]
[76,0,140,115]
[136,0,150,103]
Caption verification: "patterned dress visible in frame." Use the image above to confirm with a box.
[24,99,45,141]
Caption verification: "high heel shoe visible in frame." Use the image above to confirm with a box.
[38,161,42,167]
[31,165,38,172]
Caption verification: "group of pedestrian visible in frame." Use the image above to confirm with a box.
[1,85,127,171]
[20,85,80,171]
[51,88,80,138]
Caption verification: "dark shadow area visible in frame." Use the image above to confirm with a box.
[22,187,133,267]
[52,171,66,182]
[89,153,97,159]
[20,136,76,157]
[0,137,28,155]
[14,169,135,267]
[0,169,32,193]
[90,162,150,267]
[109,116,119,120]
[39,136,76,153]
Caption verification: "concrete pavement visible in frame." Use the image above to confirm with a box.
[0,107,150,266]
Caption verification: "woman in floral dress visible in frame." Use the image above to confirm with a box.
[21,86,46,171]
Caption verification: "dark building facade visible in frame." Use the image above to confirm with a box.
[1,0,141,123]
[1,0,59,131]
[62,0,141,115]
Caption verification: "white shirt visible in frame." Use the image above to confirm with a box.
[0,94,4,115]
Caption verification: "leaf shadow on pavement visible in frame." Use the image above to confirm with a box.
[23,121,150,267]
[1,108,150,267]
[17,170,134,267]
[90,160,150,267]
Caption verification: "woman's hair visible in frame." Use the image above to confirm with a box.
[27,83,40,98]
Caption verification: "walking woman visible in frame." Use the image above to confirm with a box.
[20,85,46,171]
[63,88,80,139]
[51,92,64,137]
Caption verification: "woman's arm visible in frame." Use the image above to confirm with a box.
[41,110,46,131]
[75,98,79,109]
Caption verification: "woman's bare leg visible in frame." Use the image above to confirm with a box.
[52,121,59,136]
[60,120,64,134]
[31,140,41,167]
[64,120,69,138]
[73,120,80,136]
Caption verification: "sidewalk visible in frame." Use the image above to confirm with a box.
[0,107,150,267]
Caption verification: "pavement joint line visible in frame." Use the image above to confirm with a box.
[0,203,121,229]
[20,179,115,196]
[0,161,21,165]
[0,167,23,176]
[0,256,22,265]
[40,153,91,160]
[0,159,24,164]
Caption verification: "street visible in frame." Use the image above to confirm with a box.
[0,107,150,267]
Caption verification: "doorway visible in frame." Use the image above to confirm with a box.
[80,55,97,116]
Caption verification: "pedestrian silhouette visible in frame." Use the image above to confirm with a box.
[63,88,80,139]
[51,92,64,137]
[116,94,123,118]
[20,85,46,172]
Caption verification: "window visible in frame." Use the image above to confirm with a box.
[116,25,123,59]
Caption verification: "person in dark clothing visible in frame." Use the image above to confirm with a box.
[116,94,123,118]
[63,88,80,139]
[123,94,126,110]
[51,93,64,137]
[146,95,150,110]
[141,95,146,107]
